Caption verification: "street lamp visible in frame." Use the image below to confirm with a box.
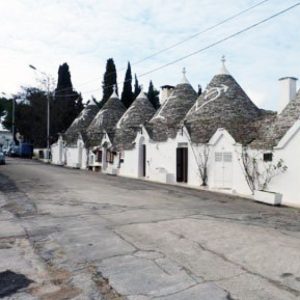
[29,64,51,160]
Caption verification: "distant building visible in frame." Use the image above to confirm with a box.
[0,125,13,152]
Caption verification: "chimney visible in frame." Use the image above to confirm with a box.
[278,77,298,113]
[159,85,174,106]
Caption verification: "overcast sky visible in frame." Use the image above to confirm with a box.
[0,0,299,110]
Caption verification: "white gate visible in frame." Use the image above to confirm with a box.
[214,152,233,189]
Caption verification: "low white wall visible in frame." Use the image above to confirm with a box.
[51,144,61,165]
[268,132,300,207]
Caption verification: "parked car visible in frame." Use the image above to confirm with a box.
[0,152,5,164]
[7,145,19,157]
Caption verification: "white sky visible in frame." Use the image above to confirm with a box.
[0,0,300,111]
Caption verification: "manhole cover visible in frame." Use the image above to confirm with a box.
[0,270,33,298]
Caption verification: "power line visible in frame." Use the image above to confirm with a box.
[139,2,300,77]
[53,0,270,95]
[55,2,300,98]
[132,0,270,65]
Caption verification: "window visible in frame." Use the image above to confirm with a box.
[96,150,102,163]
[215,152,222,162]
[106,150,114,164]
[215,152,232,162]
[223,152,232,162]
[263,153,273,162]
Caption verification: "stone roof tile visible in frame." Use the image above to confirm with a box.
[87,93,126,147]
[147,81,197,141]
[113,91,156,151]
[64,104,99,145]
[184,73,262,144]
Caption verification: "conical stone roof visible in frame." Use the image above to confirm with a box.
[113,91,156,151]
[185,64,262,144]
[251,89,300,149]
[146,69,197,141]
[64,103,99,145]
[87,91,126,147]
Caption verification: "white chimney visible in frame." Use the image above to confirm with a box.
[159,85,174,106]
[278,77,298,113]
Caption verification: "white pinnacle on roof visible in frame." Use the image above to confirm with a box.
[111,84,119,98]
[180,67,190,84]
[136,85,147,99]
[218,55,230,75]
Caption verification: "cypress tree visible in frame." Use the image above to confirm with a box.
[102,58,118,105]
[121,62,134,108]
[134,74,141,98]
[56,63,72,90]
[52,63,83,142]
[147,80,160,109]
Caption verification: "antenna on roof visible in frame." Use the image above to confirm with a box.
[219,55,230,75]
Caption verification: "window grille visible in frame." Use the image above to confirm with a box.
[215,152,222,162]
[223,152,232,162]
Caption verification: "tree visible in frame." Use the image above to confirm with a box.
[121,62,134,108]
[102,58,118,106]
[240,146,288,192]
[0,97,9,127]
[51,63,83,142]
[146,80,160,109]
[134,74,141,98]
[57,63,72,89]
[4,87,48,147]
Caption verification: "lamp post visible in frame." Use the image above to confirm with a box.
[29,65,51,160]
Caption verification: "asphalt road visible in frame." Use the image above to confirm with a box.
[0,157,300,300]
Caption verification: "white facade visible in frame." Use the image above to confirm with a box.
[207,129,251,196]
[115,124,300,208]
[267,121,300,207]
[51,136,64,165]
[64,136,88,169]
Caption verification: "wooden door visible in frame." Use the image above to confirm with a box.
[214,152,233,189]
[177,148,188,183]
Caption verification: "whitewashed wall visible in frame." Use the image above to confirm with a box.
[267,122,300,207]
[65,139,88,169]
[118,128,202,185]
[119,147,139,178]
[51,137,64,165]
